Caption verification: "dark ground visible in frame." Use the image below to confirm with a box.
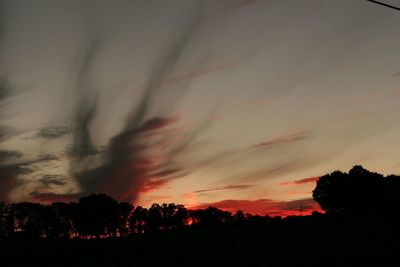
[1,222,400,267]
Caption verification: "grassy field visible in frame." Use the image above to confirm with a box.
[1,222,399,266]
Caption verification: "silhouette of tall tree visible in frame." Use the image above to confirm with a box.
[10,202,46,239]
[232,210,246,226]
[313,165,387,218]
[147,203,163,232]
[191,206,232,226]
[129,206,148,234]
[161,203,175,230]
[76,194,119,238]
[174,204,189,229]
[385,174,400,219]
[0,202,5,239]
[47,202,75,239]
[116,202,133,237]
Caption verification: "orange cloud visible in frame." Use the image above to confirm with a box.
[145,195,172,202]
[140,179,170,193]
[287,191,311,196]
[184,193,197,209]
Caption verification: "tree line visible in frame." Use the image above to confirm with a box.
[1,165,399,240]
[0,194,282,240]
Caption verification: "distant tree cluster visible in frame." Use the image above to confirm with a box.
[1,165,399,240]
[0,194,285,240]
[313,165,400,219]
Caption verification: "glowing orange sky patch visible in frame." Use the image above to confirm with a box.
[183,193,198,209]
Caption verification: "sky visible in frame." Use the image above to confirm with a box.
[0,0,399,216]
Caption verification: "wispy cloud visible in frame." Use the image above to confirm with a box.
[279,177,319,186]
[140,179,171,193]
[194,184,257,194]
[68,6,218,203]
[0,150,63,201]
[39,175,68,186]
[0,78,17,142]
[165,61,239,84]
[0,150,22,162]
[253,129,310,148]
[136,117,179,134]
[149,168,183,178]
[391,72,400,77]
[34,124,70,139]
[145,195,172,203]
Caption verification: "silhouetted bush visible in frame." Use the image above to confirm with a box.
[313,165,400,219]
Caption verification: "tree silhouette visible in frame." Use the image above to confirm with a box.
[129,206,148,234]
[0,202,5,239]
[10,202,46,239]
[174,204,189,230]
[191,206,232,226]
[385,174,400,219]
[147,203,163,232]
[2,168,400,241]
[232,210,246,225]
[161,203,176,230]
[116,202,133,237]
[47,202,75,239]
[313,165,391,218]
[76,194,119,238]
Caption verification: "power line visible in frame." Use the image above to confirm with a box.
[366,0,400,11]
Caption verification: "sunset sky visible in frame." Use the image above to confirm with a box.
[0,0,399,216]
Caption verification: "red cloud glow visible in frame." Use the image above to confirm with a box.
[140,179,171,193]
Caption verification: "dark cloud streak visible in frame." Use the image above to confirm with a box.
[253,130,310,148]
[39,175,67,186]
[69,3,212,203]
[35,124,70,139]
[0,3,19,200]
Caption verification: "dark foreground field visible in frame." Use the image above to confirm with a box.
[1,222,400,267]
